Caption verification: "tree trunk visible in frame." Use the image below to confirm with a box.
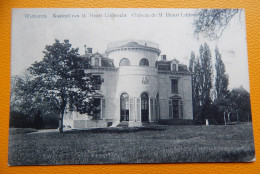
[205,119,209,126]
[58,96,66,133]
[227,112,231,124]
[224,111,226,125]
[236,111,239,123]
[58,112,64,133]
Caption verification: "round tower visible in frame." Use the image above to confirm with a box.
[106,40,161,124]
[106,40,161,67]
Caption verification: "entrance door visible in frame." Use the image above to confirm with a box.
[120,93,129,121]
[141,92,149,122]
[93,98,101,119]
[172,100,179,118]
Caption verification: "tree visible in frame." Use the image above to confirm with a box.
[189,53,202,122]
[212,87,251,125]
[10,75,34,128]
[229,87,252,122]
[200,43,213,121]
[194,9,240,40]
[10,74,34,117]
[10,73,59,128]
[189,51,195,72]
[213,96,237,125]
[215,47,229,100]
[190,44,213,124]
[28,39,102,132]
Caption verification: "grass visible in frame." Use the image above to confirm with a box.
[8,123,255,166]
[9,128,38,134]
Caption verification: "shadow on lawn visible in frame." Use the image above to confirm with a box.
[64,127,166,134]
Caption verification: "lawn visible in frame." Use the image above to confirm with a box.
[8,123,255,166]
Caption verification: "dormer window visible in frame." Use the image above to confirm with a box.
[172,64,176,71]
[94,58,99,66]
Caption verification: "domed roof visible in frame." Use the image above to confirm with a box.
[106,40,161,55]
[122,42,145,47]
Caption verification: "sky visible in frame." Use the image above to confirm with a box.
[11,8,250,91]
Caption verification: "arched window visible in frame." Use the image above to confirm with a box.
[141,92,149,122]
[139,58,149,66]
[120,93,129,121]
[141,92,149,98]
[94,58,99,66]
[119,58,130,66]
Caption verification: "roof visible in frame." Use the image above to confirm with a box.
[156,60,188,72]
[107,40,159,49]
[120,42,147,48]
[101,59,114,67]
[105,40,161,55]
[91,52,114,67]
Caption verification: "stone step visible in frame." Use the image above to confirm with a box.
[116,121,158,127]
[142,122,157,126]
[116,121,129,127]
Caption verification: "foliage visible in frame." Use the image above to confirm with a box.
[27,39,102,132]
[212,47,232,124]
[194,9,239,40]
[213,95,237,125]
[213,49,251,124]
[189,44,252,124]
[199,43,213,121]
[212,86,251,124]
[189,44,215,123]
[10,74,59,129]
[9,111,31,128]
[215,47,229,100]
[229,87,252,122]
[189,51,195,72]
[189,54,202,122]
[192,9,251,124]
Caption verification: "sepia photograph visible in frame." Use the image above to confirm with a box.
[9,8,255,165]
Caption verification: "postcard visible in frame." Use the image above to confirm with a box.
[9,8,255,165]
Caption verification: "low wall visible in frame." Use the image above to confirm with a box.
[158,119,194,125]
[73,119,108,129]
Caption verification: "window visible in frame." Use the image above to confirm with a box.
[120,93,129,121]
[93,75,101,90]
[139,58,149,66]
[171,79,178,93]
[119,58,130,66]
[169,100,172,118]
[141,92,149,122]
[180,101,183,118]
[137,98,141,121]
[141,93,149,110]
[172,100,179,118]
[101,98,106,119]
[172,64,176,71]
[94,58,99,66]
[93,98,101,119]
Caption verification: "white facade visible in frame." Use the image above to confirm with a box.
[63,40,193,129]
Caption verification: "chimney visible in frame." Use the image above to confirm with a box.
[87,48,93,54]
[161,55,166,60]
